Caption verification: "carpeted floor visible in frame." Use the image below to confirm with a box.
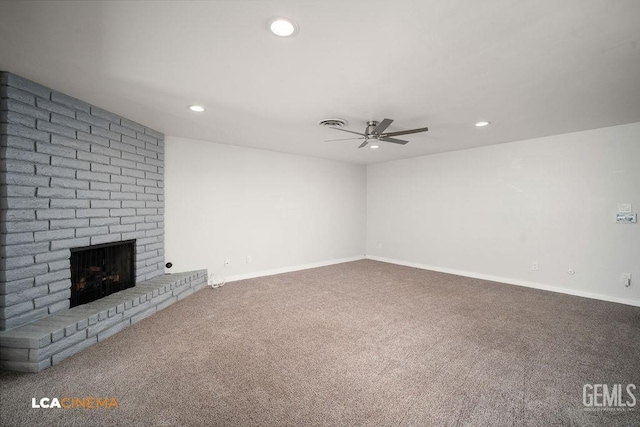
[1,259,639,426]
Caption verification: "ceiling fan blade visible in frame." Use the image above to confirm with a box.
[379,137,408,145]
[382,126,429,137]
[331,127,367,137]
[358,140,369,149]
[372,118,394,134]
[324,137,365,142]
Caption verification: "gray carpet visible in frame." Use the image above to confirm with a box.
[1,259,639,426]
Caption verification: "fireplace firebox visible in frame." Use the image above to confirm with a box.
[70,240,136,308]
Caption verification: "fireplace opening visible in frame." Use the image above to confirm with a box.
[70,240,135,308]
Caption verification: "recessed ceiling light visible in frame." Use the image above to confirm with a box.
[370,145,380,149]
[189,105,205,112]
[475,121,490,127]
[268,18,299,37]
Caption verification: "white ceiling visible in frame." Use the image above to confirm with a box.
[1,1,640,165]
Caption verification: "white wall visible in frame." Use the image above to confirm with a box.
[165,137,366,282]
[367,122,640,305]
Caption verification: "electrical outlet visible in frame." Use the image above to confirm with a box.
[246,255,252,263]
[622,273,632,287]
[532,261,539,271]
[224,259,230,267]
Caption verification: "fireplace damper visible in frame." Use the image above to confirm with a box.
[70,240,135,308]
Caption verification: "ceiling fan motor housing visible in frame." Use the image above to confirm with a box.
[366,121,379,138]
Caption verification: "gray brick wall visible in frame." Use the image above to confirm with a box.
[0,72,165,331]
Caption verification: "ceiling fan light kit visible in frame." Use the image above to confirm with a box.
[323,118,429,149]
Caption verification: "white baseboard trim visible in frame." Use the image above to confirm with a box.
[223,255,366,283]
[366,255,640,308]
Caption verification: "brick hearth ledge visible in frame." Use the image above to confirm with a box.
[0,270,207,372]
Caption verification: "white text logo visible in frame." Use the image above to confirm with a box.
[583,384,636,411]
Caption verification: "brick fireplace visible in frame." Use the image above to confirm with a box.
[0,73,206,371]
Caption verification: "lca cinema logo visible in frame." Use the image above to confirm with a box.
[583,384,637,411]
[31,397,119,409]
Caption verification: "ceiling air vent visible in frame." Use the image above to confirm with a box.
[317,118,347,128]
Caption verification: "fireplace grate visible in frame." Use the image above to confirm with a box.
[70,240,135,308]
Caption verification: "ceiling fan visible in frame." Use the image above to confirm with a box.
[325,118,428,148]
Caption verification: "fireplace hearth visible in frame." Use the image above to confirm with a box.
[70,240,135,308]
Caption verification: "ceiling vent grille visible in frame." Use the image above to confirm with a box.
[317,118,347,128]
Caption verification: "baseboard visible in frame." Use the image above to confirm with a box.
[222,255,366,283]
[365,255,640,308]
